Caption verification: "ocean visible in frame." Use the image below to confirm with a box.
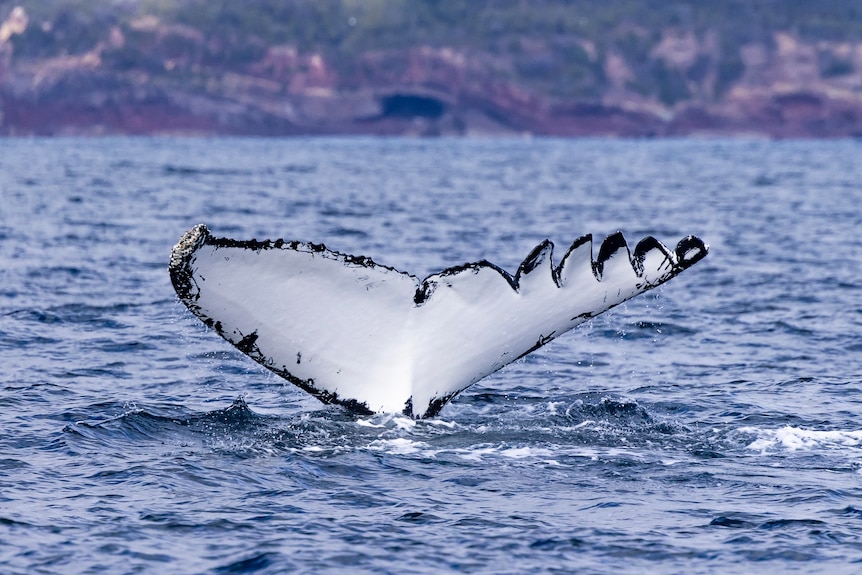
[1,136,861,573]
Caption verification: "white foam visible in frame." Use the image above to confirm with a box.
[426,419,458,429]
[356,418,384,428]
[368,437,429,455]
[392,416,417,431]
[500,446,554,459]
[454,446,500,462]
[355,413,417,431]
[741,425,862,453]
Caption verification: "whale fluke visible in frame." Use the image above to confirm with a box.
[169,224,707,418]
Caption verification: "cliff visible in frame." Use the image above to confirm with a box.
[2,1,861,137]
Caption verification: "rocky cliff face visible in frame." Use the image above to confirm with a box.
[1,6,861,137]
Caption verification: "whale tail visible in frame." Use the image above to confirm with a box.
[170,224,707,418]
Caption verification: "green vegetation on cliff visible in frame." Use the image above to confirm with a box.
[4,0,860,103]
[142,0,862,48]
[8,0,862,55]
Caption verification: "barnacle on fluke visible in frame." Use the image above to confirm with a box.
[169,224,707,418]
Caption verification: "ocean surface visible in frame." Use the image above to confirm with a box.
[1,137,861,574]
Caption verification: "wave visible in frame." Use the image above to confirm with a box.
[67,398,862,476]
[66,398,276,452]
[63,394,693,460]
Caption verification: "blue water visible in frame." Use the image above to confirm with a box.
[1,137,861,574]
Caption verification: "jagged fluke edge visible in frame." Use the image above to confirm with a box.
[171,224,706,304]
[169,224,707,417]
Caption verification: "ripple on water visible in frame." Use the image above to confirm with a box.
[3,138,862,573]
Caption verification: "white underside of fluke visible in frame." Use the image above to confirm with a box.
[169,225,707,418]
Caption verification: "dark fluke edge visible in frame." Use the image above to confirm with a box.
[169,224,707,418]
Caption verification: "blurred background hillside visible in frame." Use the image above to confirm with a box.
[1,0,861,136]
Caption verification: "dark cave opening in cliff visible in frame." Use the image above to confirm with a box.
[380,94,446,120]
